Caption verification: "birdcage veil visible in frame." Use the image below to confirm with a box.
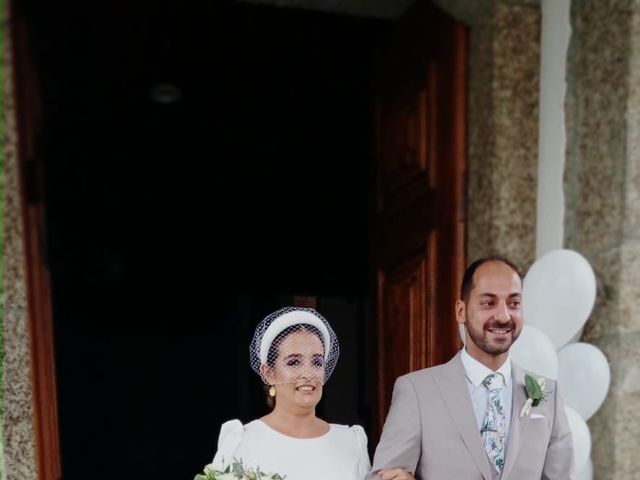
[249,307,340,385]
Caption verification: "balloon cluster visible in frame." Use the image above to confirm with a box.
[511,249,609,479]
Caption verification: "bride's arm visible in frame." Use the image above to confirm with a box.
[352,425,371,479]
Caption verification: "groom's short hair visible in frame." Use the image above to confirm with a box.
[460,256,522,302]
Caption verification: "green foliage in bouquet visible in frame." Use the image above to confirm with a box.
[195,459,286,480]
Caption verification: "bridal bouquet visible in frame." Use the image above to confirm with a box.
[194,459,286,480]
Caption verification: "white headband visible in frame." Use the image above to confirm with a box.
[259,310,331,364]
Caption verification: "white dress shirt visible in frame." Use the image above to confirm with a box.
[460,347,513,445]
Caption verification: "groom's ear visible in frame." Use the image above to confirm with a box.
[455,300,466,325]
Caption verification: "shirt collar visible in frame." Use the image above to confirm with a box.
[461,347,512,388]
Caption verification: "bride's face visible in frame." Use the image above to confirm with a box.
[266,330,325,409]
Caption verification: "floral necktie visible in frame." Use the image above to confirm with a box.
[481,373,506,473]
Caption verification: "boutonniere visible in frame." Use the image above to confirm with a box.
[519,374,548,418]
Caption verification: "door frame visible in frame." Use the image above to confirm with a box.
[7,1,63,478]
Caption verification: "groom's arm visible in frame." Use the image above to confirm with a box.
[542,382,574,479]
[369,375,422,479]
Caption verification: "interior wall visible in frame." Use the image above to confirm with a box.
[3,2,382,479]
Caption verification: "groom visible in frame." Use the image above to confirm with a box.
[370,257,573,480]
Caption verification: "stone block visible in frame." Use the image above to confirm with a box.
[467,3,540,270]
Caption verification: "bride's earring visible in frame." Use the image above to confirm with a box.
[269,385,277,397]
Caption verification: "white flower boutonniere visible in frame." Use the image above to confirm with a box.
[519,374,548,418]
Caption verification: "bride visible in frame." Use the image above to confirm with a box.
[211,307,371,479]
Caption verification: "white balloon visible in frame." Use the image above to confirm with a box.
[568,326,585,344]
[523,249,596,349]
[511,325,559,379]
[565,406,591,474]
[558,342,611,420]
[574,458,593,480]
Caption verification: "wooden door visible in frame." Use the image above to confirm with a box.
[8,2,62,478]
[374,2,467,434]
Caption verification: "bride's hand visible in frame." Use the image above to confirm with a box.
[377,468,416,480]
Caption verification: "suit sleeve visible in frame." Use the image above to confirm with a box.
[368,375,422,478]
[542,381,574,480]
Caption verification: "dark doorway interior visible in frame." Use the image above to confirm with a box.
[19,1,391,478]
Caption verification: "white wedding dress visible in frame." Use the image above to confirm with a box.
[212,419,371,479]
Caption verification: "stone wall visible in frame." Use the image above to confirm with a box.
[434,0,541,272]
[2,2,38,479]
[565,0,640,478]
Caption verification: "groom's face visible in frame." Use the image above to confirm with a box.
[458,261,523,360]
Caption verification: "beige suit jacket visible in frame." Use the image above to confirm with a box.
[369,352,573,480]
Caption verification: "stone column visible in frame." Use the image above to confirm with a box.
[2,2,39,479]
[564,0,640,478]
[435,0,542,272]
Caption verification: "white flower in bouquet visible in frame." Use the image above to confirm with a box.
[194,459,286,480]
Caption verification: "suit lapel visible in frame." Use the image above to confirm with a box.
[433,353,493,480]
[501,365,531,480]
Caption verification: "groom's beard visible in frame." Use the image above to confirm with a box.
[464,315,520,355]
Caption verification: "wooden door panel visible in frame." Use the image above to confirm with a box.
[377,197,434,266]
[378,88,427,193]
[377,67,440,209]
[374,1,466,436]
[377,254,427,418]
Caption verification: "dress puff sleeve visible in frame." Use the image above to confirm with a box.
[351,425,371,480]
[212,419,244,470]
